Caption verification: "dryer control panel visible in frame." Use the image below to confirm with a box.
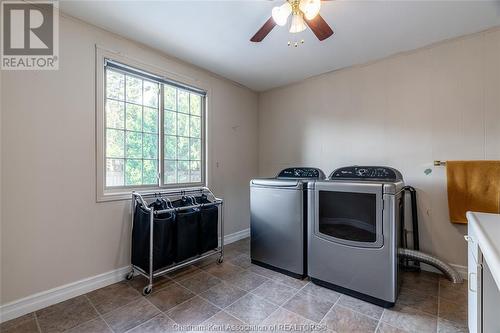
[329,166,402,181]
[277,168,325,179]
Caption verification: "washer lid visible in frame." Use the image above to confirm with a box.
[251,178,304,189]
[276,167,326,179]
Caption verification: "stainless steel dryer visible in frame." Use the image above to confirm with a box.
[307,166,404,307]
[250,167,325,278]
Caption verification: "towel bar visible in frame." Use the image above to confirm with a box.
[434,161,446,166]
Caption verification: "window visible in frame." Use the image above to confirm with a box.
[102,59,206,193]
[163,86,203,184]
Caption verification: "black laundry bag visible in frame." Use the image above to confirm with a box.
[172,198,200,262]
[195,195,219,254]
[131,201,175,273]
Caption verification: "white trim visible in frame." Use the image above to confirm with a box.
[452,264,468,280]
[221,228,250,245]
[0,267,130,323]
[0,229,250,323]
[420,263,468,280]
[95,45,211,202]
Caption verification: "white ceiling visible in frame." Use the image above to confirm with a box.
[61,0,500,91]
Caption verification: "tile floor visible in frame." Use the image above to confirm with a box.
[1,238,468,333]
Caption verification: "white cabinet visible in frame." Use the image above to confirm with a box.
[482,260,500,333]
[466,225,481,333]
[467,215,500,333]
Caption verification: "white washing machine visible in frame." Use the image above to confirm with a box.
[307,166,404,307]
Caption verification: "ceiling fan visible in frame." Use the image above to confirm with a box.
[251,0,333,43]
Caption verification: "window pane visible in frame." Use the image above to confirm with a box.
[190,138,201,160]
[125,159,142,185]
[143,80,158,108]
[106,100,125,129]
[126,131,142,158]
[126,103,142,131]
[106,158,124,186]
[178,137,189,160]
[106,129,124,158]
[143,133,158,159]
[178,161,189,183]
[143,107,158,133]
[126,76,142,104]
[178,113,189,137]
[190,94,201,116]
[164,85,176,110]
[164,135,177,159]
[190,116,201,138]
[106,70,124,100]
[105,64,206,189]
[143,160,158,185]
[164,160,177,184]
[178,90,189,114]
[190,161,201,182]
[164,111,177,135]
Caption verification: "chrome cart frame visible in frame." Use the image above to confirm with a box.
[126,187,224,295]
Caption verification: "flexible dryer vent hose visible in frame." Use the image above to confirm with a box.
[398,248,463,284]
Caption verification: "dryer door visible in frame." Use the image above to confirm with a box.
[313,182,384,248]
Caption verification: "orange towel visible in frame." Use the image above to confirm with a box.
[447,161,500,223]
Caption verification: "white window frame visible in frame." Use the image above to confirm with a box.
[96,46,209,202]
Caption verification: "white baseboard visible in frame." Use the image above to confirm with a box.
[0,229,250,323]
[452,264,468,280]
[0,266,130,323]
[221,228,250,245]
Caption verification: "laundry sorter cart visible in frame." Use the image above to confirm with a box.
[125,187,224,295]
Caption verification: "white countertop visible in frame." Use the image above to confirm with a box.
[467,212,500,290]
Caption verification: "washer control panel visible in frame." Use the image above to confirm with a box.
[330,166,402,181]
[277,168,325,179]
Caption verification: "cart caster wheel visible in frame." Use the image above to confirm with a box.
[125,271,134,281]
[217,257,224,264]
[142,286,152,296]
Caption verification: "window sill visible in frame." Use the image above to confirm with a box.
[97,184,206,203]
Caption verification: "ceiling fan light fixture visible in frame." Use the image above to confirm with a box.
[272,2,292,26]
[289,13,306,33]
[250,0,333,43]
[299,0,321,20]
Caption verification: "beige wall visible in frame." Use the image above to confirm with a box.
[2,10,499,307]
[0,15,258,304]
[259,28,500,268]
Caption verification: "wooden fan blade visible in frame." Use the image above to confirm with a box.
[250,17,276,42]
[305,14,333,41]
